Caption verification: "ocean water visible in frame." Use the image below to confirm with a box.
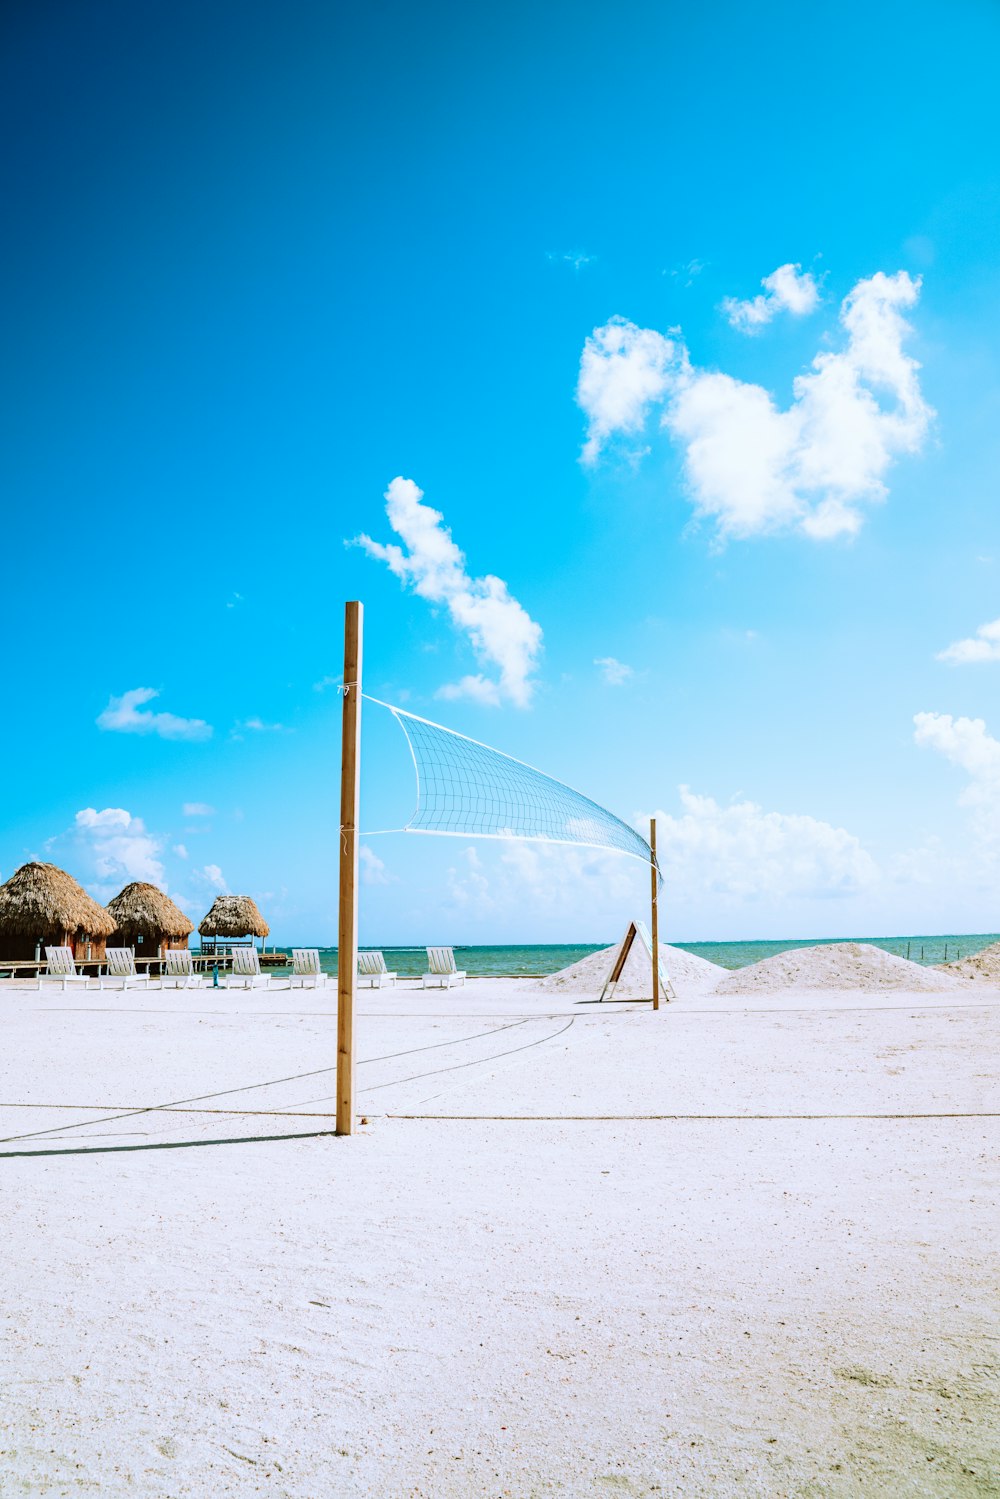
[259,934,1000,978]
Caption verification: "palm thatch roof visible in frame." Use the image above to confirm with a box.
[107,883,194,943]
[0,862,115,938]
[198,894,270,939]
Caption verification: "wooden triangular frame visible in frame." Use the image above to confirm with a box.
[599,919,675,1003]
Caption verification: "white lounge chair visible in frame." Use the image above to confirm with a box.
[422,946,466,988]
[162,949,202,989]
[290,949,329,988]
[357,950,397,988]
[37,946,93,991]
[225,946,273,988]
[101,947,155,990]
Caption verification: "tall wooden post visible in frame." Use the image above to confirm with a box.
[337,601,363,1135]
[650,817,660,1011]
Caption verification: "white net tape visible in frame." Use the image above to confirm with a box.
[364,696,656,874]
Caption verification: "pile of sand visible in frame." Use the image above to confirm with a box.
[938,940,1000,984]
[714,941,966,995]
[539,940,723,998]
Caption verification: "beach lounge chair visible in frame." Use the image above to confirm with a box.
[422,946,466,988]
[290,949,329,988]
[162,949,202,989]
[224,946,273,988]
[357,950,397,988]
[37,946,93,991]
[100,947,155,990]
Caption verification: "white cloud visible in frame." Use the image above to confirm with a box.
[424,788,880,940]
[57,807,167,895]
[913,711,1000,840]
[722,263,820,332]
[435,674,502,707]
[354,477,543,707]
[913,711,1000,782]
[183,803,215,817]
[313,675,339,692]
[236,717,287,733]
[936,617,1000,664]
[579,269,933,541]
[644,787,878,901]
[446,846,495,911]
[443,841,638,921]
[360,845,391,885]
[47,807,220,910]
[97,688,212,742]
[577,318,676,465]
[594,656,634,686]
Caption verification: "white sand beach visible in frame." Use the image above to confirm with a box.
[1,957,998,1497]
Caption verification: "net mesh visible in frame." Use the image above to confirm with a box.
[365,696,655,874]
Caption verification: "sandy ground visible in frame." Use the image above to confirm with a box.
[1,974,998,1497]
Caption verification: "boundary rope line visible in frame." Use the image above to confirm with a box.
[384,1110,1000,1121]
[4,1102,994,1123]
[1,1108,995,1160]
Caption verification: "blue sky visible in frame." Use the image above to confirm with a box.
[3,0,1000,943]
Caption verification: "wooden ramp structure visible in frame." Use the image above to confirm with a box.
[599,919,676,1004]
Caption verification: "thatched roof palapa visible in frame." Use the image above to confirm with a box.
[198,894,270,939]
[0,862,115,939]
[107,883,194,944]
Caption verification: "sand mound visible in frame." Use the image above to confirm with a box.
[539,941,723,998]
[937,940,1000,984]
[714,941,966,995]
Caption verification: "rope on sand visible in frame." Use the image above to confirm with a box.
[383,1110,1000,1121]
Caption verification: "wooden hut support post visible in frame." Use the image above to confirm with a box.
[650,817,660,1011]
[337,601,363,1136]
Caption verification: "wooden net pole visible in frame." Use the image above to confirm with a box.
[650,817,660,1011]
[337,600,363,1135]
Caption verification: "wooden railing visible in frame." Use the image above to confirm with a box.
[0,954,238,981]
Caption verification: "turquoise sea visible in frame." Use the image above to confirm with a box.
[259,934,1000,978]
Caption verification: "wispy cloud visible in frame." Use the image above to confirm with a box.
[594,656,634,686]
[237,717,287,733]
[578,269,932,541]
[97,688,212,742]
[353,477,543,707]
[193,862,229,893]
[436,675,502,707]
[547,250,596,271]
[936,617,1000,664]
[721,262,820,332]
[183,802,215,817]
[666,258,707,287]
[313,675,339,693]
